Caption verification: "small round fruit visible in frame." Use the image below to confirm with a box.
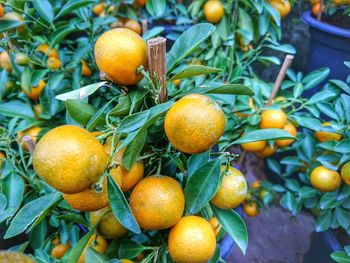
[17,126,42,151]
[33,125,108,194]
[269,0,291,18]
[136,0,147,7]
[0,152,5,169]
[310,166,341,192]
[260,109,287,129]
[51,242,70,259]
[15,52,29,65]
[0,52,12,72]
[81,60,92,76]
[211,166,247,209]
[47,57,61,69]
[78,234,108,263]
[243,202,259,217]
[130,176,185,230]
[172,79,181,86]
[241,140,266,152]
[341,162,350,186]
[255,144,278,158]
[0,251,35,263]
[165,94,226,154]
[124,19,141,35]
[92,3,105,15]
[276,122,297,147]
[312,2,324,16]
[35,44,59,58]
[21,80,46,100]
[0,4,4,17]
[208,217,222,237]
[251,180,261,189]
[315,122,341,142]
[121,260,133,263]
[203,0,224,24]
[94,28,147,85]
[168,216,216,263]
[111,162,144,192]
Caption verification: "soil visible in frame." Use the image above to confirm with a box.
[313,11,350,29]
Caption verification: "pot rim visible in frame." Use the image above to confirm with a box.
[301,11,350,38]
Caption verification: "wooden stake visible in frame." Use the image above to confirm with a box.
[266,55,294,106]
[147,37,167,103]
[23,136,36,154]
[317,0,324,21]
[141,20,148,34]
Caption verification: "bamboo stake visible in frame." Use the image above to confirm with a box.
[23,136,36,154]
[147,37,167,103]
[317,0,324,21]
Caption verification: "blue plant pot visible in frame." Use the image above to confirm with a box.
[301,11,350,95]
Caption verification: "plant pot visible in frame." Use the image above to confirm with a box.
[301,11,350,94]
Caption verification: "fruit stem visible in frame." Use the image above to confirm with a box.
[92,173,105,193]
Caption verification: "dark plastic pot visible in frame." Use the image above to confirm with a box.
[301,11,350,95]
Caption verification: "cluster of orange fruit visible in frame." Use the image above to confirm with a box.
[311,0,349,16]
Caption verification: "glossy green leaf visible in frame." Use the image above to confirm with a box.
[50,25,79,47]
[264,2,280,26]
[265,44,296,54]
[109,95,132,117]
[146,0,166,17]
[118,240,144,259]
[306,90,336,105]
[85,247,110,263]
[293,116,322,131]
[280,192,298,216]
[335,140,350,153]
[331,251,350,263]
[315,211,332,232]
[143,26,164,41]
[68,227,96,263]
[86,97,114,131]
[55,82,106,101]
[65,100,97,126]
[193,83,254,96]
[117,110,150,134]
[171,65,222,80]
[0,20,25,33]
[330,80,350,95]
[303,68,330,90]
[0,101,34,118]
[237,8,254,44]
[56,213,89,226]
[56,0,97,19]
[33,0,54,24]
[123,130,147,171]
[187,151,210,178]
[234,129,295,144]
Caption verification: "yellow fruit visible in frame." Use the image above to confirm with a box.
[51,242,70,259]
[276,122,297,147]
[135,0,147,7]
[208,217,222,237]
[204,0,224,24]
[90,207,127,239]
[241,140,266,152]
[2,12,25,31]
[243,202,259,217]
[165,94,226,154]
[81,60,92,76]
[172,79,181,86]
[260,109,287,129]
[35,44,59,58]
[124,19,142,35]
[310,166,341,192]
[33,125,108,194]
[130,176,185,230]
[92,3,105,15]
[269,0,291,18]
[17,126,42,151]
[47,57,61,69]
[121,260,134,263]
[0,251,35,263]
[0,52,12,72]
[255,144,277,158]
[94,28,147,85]
[260,189,269,199]
[341,162,350,186]
[251,180,261,189]
[78,234,108,263]
[0,4,4,17]
[21,80,46,100]
[211,166,247,209]
[168,216,216,263]
[15,52,29,65]
[315,122,342,142]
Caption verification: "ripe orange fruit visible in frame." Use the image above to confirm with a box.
[243,202,259,217]
[341,162,350,186]
[94,28,147,85]
[0,251,35,263]
[81,60,92,76]
[276,122,297,147]
[35,44,59,58]
[251,180,261,189]
[33,125,108,194]
[269,0,291,18]
[17,126,42,151]
[241,140,266,152]
[2,12,25,31]
[0,152,5,169]
[168,216,216,263]
[78,234,108,263]
[47,57,61,69]
[51,242,70,259]
[208,217,222,237]
[312,2,324,16]
[255,144,278,158]
[0,52,12,72]
[172,79,181,86]
[124,19,142,35]
[203,0,224,24]
[310,166,341,192]
[135,0,147,7]
[21,80,46,100]
[130,176,185,230]
[0,4,4,17]
[121,260,133,263]
[165,94,226,154]
[260,109,287,129]
[92,3,105,15]
[315,122,341,142]
[211,166,247,209]
[90,207,127,239]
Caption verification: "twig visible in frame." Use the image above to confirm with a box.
[317,0,324,21]
[23,136,36,154]
[141,20,148,34]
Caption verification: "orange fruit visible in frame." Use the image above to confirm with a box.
[0,52,12,72]
[312,2,324,16]
[208,217,222,237]
[260,109,287,129]
[269,0,291,18]
[168,216,216,263]
[0,251,35,262]
[51,242,70,259]
[203,0,224,24]
[78,234,108,263]
[94,28,147,85]
[332,0,348,5]
[211,166,247,209]
[81,60,92,76]
[21,80,46,100]
[251,180,261,189]
[0,152,5,169]
[33,125,108,194]
[310,166,341,192]
[341,162,350,186]
[47,57,61,69]
[17,126,42,151]
[90,207,127,239]
[121,260,133,263]
[130,176,185,230]
[241,140,266,152]
[310,0,320,4]
[35,44,59,58]
[255,144,278,158]
[124,19,142,35]
[276,122,297,147]
[0,4,4,17]
[243,202,259,217]
[165,94,226,154]
[92,3,105,15]
[1,12,25,31]
[135,0,147,7]
[172,79,181,86]
[315,122,341,142]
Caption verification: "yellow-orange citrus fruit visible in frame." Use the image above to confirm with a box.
[63,171,121,211]
[315,122,342,142]
[260,109,287,129]
[341,162,350,186]
[33,125,108,194]
[15,52,28,65]
[21,80,46,100]
[208,217,222,237]
[94,28,147,85]
[251,180,261,189]
[260,189,269,199]
[92,3,105,15]
[312,2,324,16]
[332,0,348,5]
[130,176,185,230]
[255,144,277,158]
[269,0,291,18]
[0,4,4,17]
[165,94,226,154]
[235,98,255,118]
[35,44,59,58]
[124,19,142,35]
[78,234,108,263]
[121,260,133,263]
[241,140,266,152]
[17,126,42,151]
[0,52,12,72]
[81,60,92,76]
[310,166,341,192]
[310,0,319,4]
[243,202,259,217]
[90,207,127,239]
[204,0,224,24]
[276,122,297,147]
[51,242,70,259]
[47,57,61,69]
[172,79,181,86]
[0,251,35,263]
[211,166,247,209]
[168,216,216,263]
[0,152,5,169]
[136,0,147,7]
[2,12,25,31]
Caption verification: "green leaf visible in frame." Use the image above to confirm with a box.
[264,2,280,26]
[4,192,62,239]
[50,25,79,47]
[143,26,164,41]
[68,227,96,263]
[298,186,318,199]
[315,211,332,232]
[86,97,114,131]
[0,20,25,33]
[85,247,110,263]
[187,151,210,178]
[0,101,34,118]
[306,90,336,105]
[117,111,150,134]
[123,130,147,171]
[171,65,222,80]
[146,0,166,17]
[330,80,350,95]
[237,8,254,44]
[303,68,330,90]
[33,0,54,24]
[212,206,248,254]
[331,251,350,263]
[335,207,350,229]
[280,192,298,216]
[185,158,221,214]
[56,0,97,19]
[234,129,295,144]
[30,70,49,86]
[167,23,216,73]
[293,116,321,131]
[55,82,106,101]
[56,213,89,226]
[193,83,254,96]
[118,240,144,259]
[65,100,97,126]
[335,140,350,153]
[109,95,131,117]
[265,44,296,54]
[21,67,31,93]
[107,175,141,234]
